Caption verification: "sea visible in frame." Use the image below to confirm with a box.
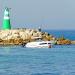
[0,30,75,75]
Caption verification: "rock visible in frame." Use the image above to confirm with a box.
[57,39,71,45]
[71,41,75,44]
[0,29,55,45]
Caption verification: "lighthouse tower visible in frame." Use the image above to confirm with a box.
[2,8,11,30]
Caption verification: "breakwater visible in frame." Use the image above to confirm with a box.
[0,29,54,45]
[0,28,74,45]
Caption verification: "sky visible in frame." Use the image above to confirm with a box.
[0,0,75,30]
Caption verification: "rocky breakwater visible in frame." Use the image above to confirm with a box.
[56,36,71,45]
[0,29,54,45]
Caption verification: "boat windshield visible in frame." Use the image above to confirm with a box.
[39,43,51,45]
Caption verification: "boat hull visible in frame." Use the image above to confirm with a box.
[25,41,54,48]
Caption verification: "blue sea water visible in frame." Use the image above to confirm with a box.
[43,30,75,40]
[0,30,75,75]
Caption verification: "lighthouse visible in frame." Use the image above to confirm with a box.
[2,8,11,30]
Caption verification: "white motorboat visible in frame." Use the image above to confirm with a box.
[25,40,55,48]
